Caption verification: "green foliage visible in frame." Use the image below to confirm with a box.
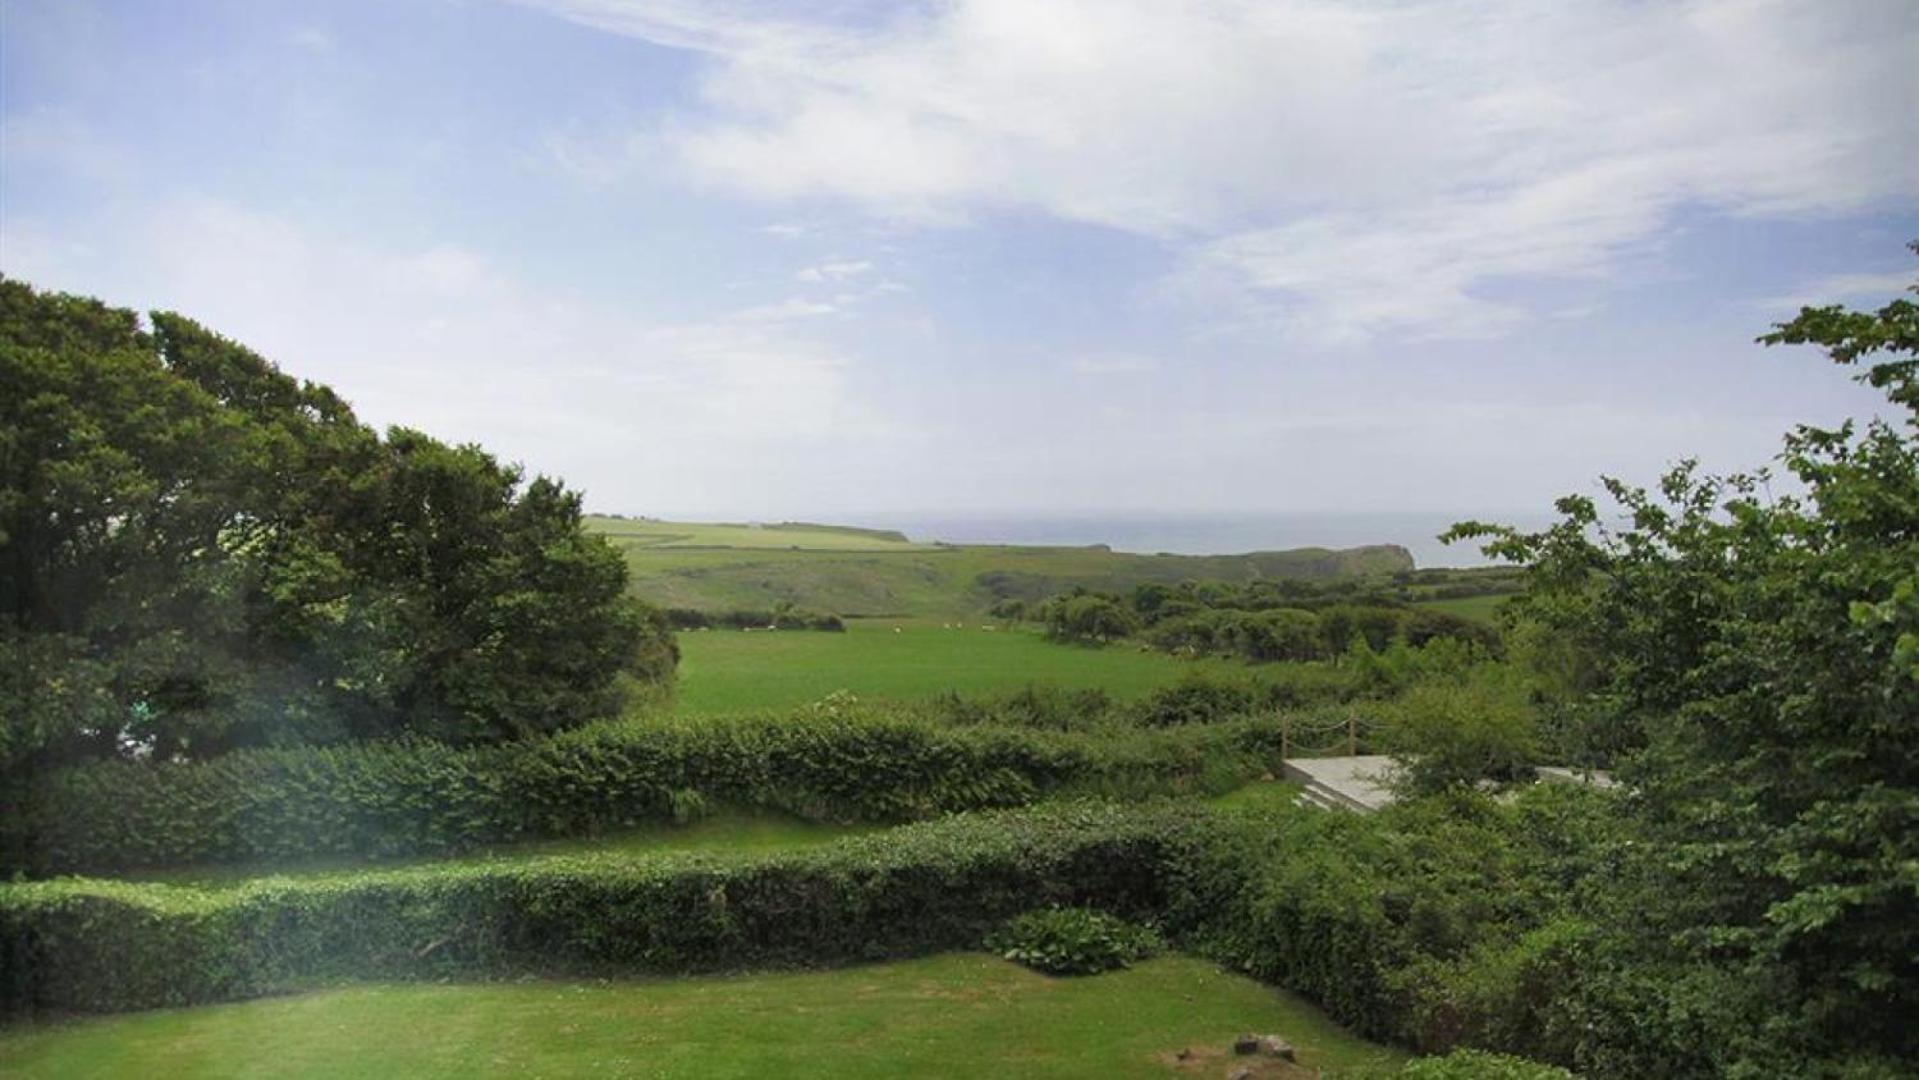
[1441,256,1919,1072]
[3,703,1287,875]
[0,278,674,769]
[666,606,846,631]
[1164,784,1620,1064]
[987,907,1162,975]
[1041,593,1141,643]
[924,684,1117,731]
[1380,665,1539,795]
[1132,672,1258,727]
[0,802,1201,1014]
[1396,1049,1573,1079]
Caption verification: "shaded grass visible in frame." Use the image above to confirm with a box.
[0,954,1405,1079]
[673,618,1247,715]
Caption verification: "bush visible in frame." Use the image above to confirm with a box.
[665,608,845,631]
[923,685,1116,731]
[2,706,1287,875]
[1042,595,1140,643]
[1131,674,1257,727]
[1380,666,1539,796]
[0,802,1201,1015]
[987,907,1161,975]
[1396,1049,1574,1079]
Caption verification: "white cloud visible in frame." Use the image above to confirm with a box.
[794,259,873,283]
[1760,268,1915,312]
[730,296,838,320]
[520,0,1918,339]
[0,197,882,507]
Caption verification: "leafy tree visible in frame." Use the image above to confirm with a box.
[0,278,675,769]
[1042,593,1139,643]
[1447,259,1918,1072]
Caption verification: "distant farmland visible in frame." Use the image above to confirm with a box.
[588,516,1415,618]
[672,617,1250,714]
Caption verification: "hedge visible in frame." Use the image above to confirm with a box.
[0,802,1203,1015]
[2,710,1287,875]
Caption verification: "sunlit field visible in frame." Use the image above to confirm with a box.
[672,618,1248,714]
[0,954,1404,1080]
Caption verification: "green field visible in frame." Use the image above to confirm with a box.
[1410,594,1512,623]
[590,517,1414,618]
[593,517,929,552]
[0,954,1403,1079]
[674,618,1242,714]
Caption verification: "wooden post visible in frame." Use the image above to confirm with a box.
[1347,713,1358,756]
[1281,713,1291,762]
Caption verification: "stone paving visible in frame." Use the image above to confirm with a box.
[1282,755,1399,812]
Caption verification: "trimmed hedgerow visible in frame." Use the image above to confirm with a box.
[2,709,1286,876]
[0,802,1203,1015]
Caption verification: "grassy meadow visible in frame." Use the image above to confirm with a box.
[673,617,1246,714]
[0,954,1403,1080]
[1408,593,1511,623]
[590,516,1414,618]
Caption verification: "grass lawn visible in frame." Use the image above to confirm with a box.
[673,619,1244,715]
[123,809,872,890]
[0,953,1405,1079]
[1410,593,1511,623]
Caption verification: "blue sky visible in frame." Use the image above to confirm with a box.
[3,0,1915,526]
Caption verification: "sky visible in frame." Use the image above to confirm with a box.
[3,0,1916,530]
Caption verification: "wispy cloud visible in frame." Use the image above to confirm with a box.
[0,197,882,506]
[519,0,1918,340]
[794,259,872,283]
[730,296,839,320]
[1759,268,1915,313]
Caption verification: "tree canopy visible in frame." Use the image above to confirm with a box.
[1446,256,1918,1072]
[0,278,674,771]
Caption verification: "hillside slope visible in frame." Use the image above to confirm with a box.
[588,517,1414,617]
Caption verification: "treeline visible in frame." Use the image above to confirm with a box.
[1017,580,1497,662]
[665,606,846,632]
[0,279,675,773]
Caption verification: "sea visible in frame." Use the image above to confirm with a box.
[850,512,1557,570]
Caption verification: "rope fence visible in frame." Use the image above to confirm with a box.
[1277,712,1381,759]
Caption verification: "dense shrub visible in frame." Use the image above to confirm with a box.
[1380,666,1540,795]
[987,907,1162,975]
[1041,594,1141,643]
[666,608,845,631]
[1,706,1285,875]
[0,802,1202,1015]
[1396,1050,1573,1079]
[1131,674,1258,727]
[1161,784,1618,1060]
[922,685,1116,731]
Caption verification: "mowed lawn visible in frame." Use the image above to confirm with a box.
[673,620,1240,715]
[0,954,1404,1079]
